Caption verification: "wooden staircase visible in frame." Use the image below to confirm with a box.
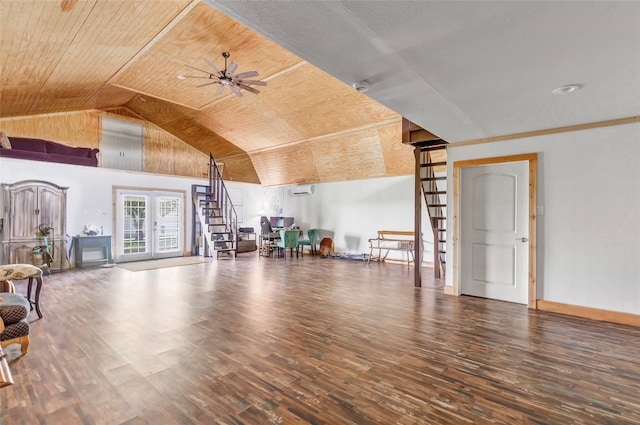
[403,118,448,279]
[192,154,238,258]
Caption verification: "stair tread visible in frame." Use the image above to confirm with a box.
[425,191,447,194]
[421,177,447,181]
[421,162,447,167]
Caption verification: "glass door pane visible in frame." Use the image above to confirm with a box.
[118,193,151,262]
[153,195,183,258]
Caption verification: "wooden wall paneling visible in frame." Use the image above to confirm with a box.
[85,86,138,114]
[251,144,319,186]
[142,124,209,178]
[312,128,386,183]
[126,97,250,165]
[376,119,414,176]
[260,63,398,140]
[112,2,301,110]
[0,111,100,147]
[0,1,96,116]
[0,110,225,181]
[200,94,305,153]
[101,107,144,121]
[218,154,261,184]
[28,1,192,115]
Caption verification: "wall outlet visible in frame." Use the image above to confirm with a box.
[536,205,544,216]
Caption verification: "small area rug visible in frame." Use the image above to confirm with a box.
[117,256,208,272]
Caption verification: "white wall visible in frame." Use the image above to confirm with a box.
[280,176,435,262]
[446,122,640,314]
[0,158,265,263]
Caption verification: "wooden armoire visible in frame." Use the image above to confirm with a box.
[1,180,70,270]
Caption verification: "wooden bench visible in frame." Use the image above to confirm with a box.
[368,230,415,267]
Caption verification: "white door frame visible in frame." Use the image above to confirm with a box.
[452,153,537,308]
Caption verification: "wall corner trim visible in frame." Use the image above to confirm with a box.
[444,285,456,296]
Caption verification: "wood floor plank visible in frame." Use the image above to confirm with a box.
[1,255,639,424]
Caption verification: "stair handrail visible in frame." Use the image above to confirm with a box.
[208,153,238,244]
[422,150,446,272]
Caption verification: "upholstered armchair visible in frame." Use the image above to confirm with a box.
[0,293,30,356]
[276,230,300,258]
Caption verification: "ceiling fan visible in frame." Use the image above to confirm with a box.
[183,52,266,97]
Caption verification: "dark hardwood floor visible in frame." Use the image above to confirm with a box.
[1,254,639,424]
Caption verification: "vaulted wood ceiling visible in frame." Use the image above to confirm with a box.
[0,0,420,185]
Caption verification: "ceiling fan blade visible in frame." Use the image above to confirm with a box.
[196,81,219,88]
[237,83,260,94]
[237,79,266,86]
[216,84,225,96]
[204,57,221,75]
[226,61,239,77]
[185,64,214,75]
[182,75,214,79]
[229,84,243,97]
[233,70,258,79]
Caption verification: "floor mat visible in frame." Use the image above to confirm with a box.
[117,256,209,271]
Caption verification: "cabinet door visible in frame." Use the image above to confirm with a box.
[4,239,67,269]
[38,185,66,236]
[7,185,39,239]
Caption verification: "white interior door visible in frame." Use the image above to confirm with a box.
[460,161,529,304]
[116,190,183,262]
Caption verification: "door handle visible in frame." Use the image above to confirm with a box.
[516,237,528,242]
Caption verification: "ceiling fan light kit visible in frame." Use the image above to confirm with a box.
[183,52,266,97]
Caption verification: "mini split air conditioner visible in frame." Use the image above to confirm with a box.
[291,185,314,196]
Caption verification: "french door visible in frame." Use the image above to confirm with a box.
[115,189,184,262]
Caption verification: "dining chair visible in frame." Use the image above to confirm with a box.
[276,230,299,259]
[298,229,319,256]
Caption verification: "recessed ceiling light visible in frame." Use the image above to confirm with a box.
[177,74,186,80]
[552,84,583,95]
[138,97,146,102]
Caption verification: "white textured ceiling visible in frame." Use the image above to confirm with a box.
[206,1,640,143]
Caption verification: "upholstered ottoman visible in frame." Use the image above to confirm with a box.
[0,292,30,356]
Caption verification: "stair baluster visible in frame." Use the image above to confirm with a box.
[192,154,238,258]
